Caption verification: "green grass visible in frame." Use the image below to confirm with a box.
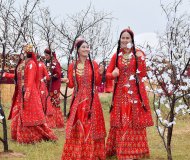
[0,94,190,160]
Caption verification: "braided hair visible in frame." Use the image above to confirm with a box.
[88,53,95,118]
[14,53,24,84]
[127,29,147,111]
[67,44,78,118]
[125,29,147,111]
[109,38,121,112]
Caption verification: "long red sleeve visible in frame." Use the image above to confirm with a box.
[24,61,37,101]
[67,63,74,88]
[52,61,61,80]
[4,72,15,79]
[136,52,147,78]
[42,63,50,81]
[93,61,102,86]
[106,53,117,80]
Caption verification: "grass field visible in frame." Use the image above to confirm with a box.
[0,93,190,160]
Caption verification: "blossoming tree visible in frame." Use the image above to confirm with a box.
[145,0,190,159]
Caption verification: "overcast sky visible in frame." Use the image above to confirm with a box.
[43,0,190,36]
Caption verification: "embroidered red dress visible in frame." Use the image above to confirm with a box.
[106,49,153,159]
[6,59,57,144]
[46,56,64,128]
[38,61,56,128]
[62,60,106,160]
[105,77,113,93]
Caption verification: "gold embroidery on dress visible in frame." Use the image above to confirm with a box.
[78,98,88,104]
[76,63,84,76]
[17,61,25,88]
[122,53,130,66]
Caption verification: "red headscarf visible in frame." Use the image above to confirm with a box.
[25,45,40,89]
[120,28,134,38]
[75,38,86,49]
[44,48,57,60]
[44,48,51,55]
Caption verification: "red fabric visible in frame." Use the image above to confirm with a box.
[30,52,40,89]
[106,49,153,159]
[38,61,56,128]
[4,72,15,78]
[22,60,46,126]
[106,127,150,159]
[97,83,105,93]
[62,59,106,159]
[11,113,57,144]
[106,49,153,128]
[66,60,106,140]
[44,48,51,54]
[45,114,56,128]
[4,72,19,120]
[48,58,62,92]
[52,52,57,59]
[62,122,106,160]
[50,91,64,128]
[7,59,57,143]
[105,78,113,93]
[187,66,190,77]
[38,61,54,115]
[1,72,15,84]
[46,56,64,128]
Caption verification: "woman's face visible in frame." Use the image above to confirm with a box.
[45,53,51,61]
[20,53,24,60]
[120,31,132,49]
[78,42,90,58]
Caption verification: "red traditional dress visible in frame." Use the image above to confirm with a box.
[38,61,56,128]
[46,55,64,128]
[105,78,113,93]
[6,59,57,144]
[106,49,153,159]
[62,60,106,160]
[97,82,105,93]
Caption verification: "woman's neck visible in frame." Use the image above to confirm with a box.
[79,56,87,64]
[122,48,131,54]
[25,58,31,63]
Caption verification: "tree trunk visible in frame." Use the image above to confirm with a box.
[63,85,68,117]
[0,104,9,152]
[167,126,173,160]
[166,101,175,160]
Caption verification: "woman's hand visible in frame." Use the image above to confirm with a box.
[2,73,5,77]
[61,78,69,83]
[112,67,119,78]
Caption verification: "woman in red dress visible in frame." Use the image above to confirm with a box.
[4,45,57,143]
[38,58,56,128]
[106,29,154,159]
[44,49,64,128]
[61,39,106,159]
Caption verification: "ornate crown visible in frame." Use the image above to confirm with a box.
[24,44,33,53]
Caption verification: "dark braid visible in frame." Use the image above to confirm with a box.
[88,53,95,119]
[67,49,79,118]
[109,40,120,112]
[130,34,147,112]
[110,29,147,112]
[14,53,24,84]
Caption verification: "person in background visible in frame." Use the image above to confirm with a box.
[97,61,106,93]
[38,56,56,128]
[44,49,64,128]
[3,45,57,143]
